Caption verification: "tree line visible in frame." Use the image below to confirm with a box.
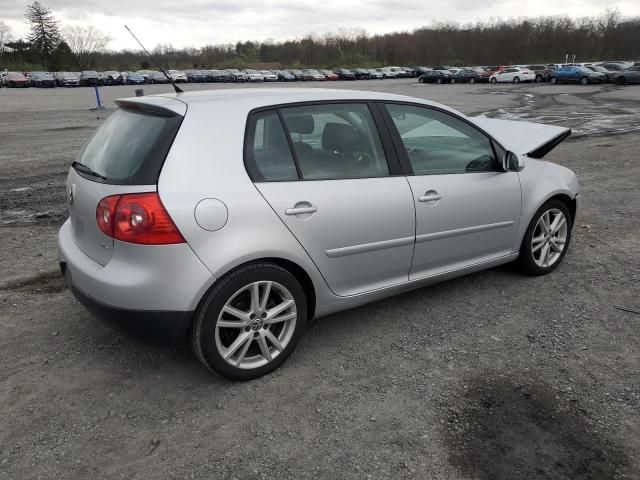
[1,6,639,72]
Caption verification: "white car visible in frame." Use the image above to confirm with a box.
[376,68,397,79]
[490,67,535,83]
[260,70,278,82]
[168,70,188,83]
[368,69,384,79]
[244,70,265,82]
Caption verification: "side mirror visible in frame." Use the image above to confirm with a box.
[503,151,524,172]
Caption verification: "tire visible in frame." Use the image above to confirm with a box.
[580,77,589,85]
[513,76,520,83]
[469,77,476,84]
[550,77,558,84]
[518,200,572,276]
[490,77,497,84]
[436,78,442,84]
[535,75,543,83]
[191,263,307,380]
[616,77,626,85]
[450,78,456,84]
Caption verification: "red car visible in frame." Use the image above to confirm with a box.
[4,72,30,87]
[320,69,339,81]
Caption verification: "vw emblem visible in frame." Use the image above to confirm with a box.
[250,318,264,331]
[68,186,75,206]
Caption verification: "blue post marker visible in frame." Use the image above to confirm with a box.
[90,83,106,112]
[94,85,102,108]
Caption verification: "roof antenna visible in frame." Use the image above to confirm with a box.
[124,25,183,94]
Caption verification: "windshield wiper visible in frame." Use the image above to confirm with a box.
[72,161,107,181]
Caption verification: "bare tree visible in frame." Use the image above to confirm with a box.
[64,25,111,70]
[0,21,13,54]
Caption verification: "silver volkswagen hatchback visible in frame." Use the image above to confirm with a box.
[59,89,579,379]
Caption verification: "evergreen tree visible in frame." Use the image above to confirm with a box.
[25,2,61,69]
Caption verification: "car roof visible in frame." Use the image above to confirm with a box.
[119,88,457,116]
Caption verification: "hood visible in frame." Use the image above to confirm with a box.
[470,117,571,159]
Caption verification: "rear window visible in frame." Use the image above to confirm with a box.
[76,107,182,185]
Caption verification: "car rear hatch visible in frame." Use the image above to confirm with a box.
[66,96,186,265]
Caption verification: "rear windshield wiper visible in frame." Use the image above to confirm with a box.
[72,161,107,181]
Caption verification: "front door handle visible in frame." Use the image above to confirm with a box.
[418,190,442,203]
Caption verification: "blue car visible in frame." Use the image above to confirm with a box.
[550,66,606,85]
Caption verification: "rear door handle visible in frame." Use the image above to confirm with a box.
[285,206,317,215]
[418,190,442,203]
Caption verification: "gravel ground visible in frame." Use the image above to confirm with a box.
[0,80,639,480]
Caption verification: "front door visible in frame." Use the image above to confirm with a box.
[247,104,416,296]
[381,103,522,280]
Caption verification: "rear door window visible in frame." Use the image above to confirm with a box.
[76,107,182,185]
[279,104,389,180]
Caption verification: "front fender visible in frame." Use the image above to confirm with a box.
[515,158,579,250]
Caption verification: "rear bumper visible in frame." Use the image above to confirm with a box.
[58,218,215,345]
[62,263,192,346]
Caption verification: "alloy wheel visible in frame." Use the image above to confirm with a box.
[215,281,297,369]
[531,208,568,268]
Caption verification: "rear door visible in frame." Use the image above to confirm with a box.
[67,101,184,265]
[248,103,416,297]
[380,102,522,280]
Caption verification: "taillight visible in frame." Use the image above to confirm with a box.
[96,192,185,245]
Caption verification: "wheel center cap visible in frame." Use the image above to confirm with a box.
[250,318,264,331]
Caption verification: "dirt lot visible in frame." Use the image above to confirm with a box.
[1,80,639,480]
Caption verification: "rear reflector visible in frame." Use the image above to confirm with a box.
[96,192,185,245]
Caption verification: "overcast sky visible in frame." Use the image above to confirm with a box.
[3,0,640,50]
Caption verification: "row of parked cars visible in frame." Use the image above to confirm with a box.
[0,66,415,88]
[416,61,640,85]
[3,61,639,88]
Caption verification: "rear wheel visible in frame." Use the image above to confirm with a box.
[518,200,572,275]
[490,77,497,84]
[550,77,558,84]
[535,74,543,83]
[580,76,589,85]
[192,263,307,380]
[469,77,476,84]
[450,78,456,84]
[436,78,443,84]
[513,76,520,83]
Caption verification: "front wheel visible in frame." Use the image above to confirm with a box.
[469,77,476,84]
[550,77,558,84]
[513,76,520,83]
[518,200,572,275]
[192,263,307,380]
[490,77,497,83]
[580,77,589,85]
[535,75,543,83]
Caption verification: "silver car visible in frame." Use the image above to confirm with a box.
[58,89,579,380]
